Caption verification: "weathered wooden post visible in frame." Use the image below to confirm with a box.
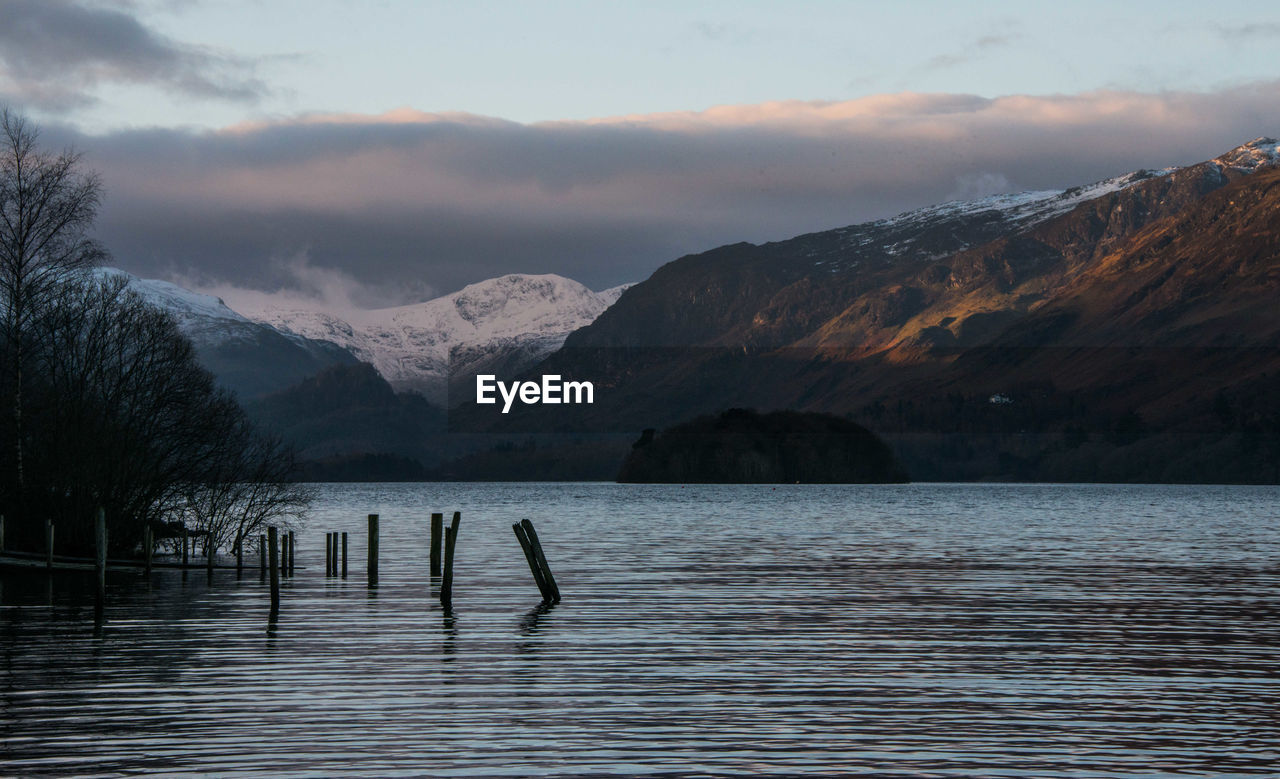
[521,519,560,604]
[514,522,552,601]
[235,531,244,574]
[95,508,107,610]
[267,527,280,613]
[440,512,461,608]
[182,528,189,567]
[258,533,266,577]
[367,514,379,587]
[330,532,339,576]
[341,532,348,578]
[144,525,153,577]
[288,531,296,575]
[45,518,54,569]
[206,531,215,577]
[279,533,289,575]
[430,512,443,576]
[325,532,333,577]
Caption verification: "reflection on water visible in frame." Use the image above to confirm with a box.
[2,483,1279,776]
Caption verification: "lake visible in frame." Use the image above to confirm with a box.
[2,483,1279,776]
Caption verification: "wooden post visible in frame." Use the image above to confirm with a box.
[268,527,280,613]
[367,514,379,587]
[341,532,348,578]
[95,508,107,608]
[182,528,189,566]
[235,531,244,574]
[521,519,560,604]
[144,525,152,576]
[279,533,289,575]
[45,519,54,569]
[330,532,338,576]
[325,532,333,577]
[258,534,266,576]
[288,531,296,575]
[440,512,461,608]
[206,531,215,577]
[514,522,552,601]
[430,512,443,576]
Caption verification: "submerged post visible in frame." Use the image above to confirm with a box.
[236,531,244,574]
[268,527,280,613]
[367,514,379,587]
[325,532,333,577]
[514,522,552,601]
[521,519,560,604]
[440,512,461,609]
[341,532,348,578]
[45,519,54,569]
[430,512,443,576]
[95,508,107,608]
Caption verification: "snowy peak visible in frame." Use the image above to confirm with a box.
[1214,136,1280,172]
[96,267,247,325]
[240,272,631,402]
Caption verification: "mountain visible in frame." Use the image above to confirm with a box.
[101,268,358,398]
[469,138,1280,482]
[237,274,630,405]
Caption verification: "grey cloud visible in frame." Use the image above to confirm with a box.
[31,83,1280,302]
[923,31,1016,71]
[0,0,267,111]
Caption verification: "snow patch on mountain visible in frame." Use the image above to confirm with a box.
[237,273,631,402]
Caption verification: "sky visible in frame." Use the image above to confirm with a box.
[3,0,1280,309]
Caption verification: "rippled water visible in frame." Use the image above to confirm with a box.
[2,483,1279,776]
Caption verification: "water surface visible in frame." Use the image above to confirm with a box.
[2,483,1278,776]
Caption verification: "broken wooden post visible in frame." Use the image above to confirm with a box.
[513,522,552,602]
[325,532,333,577]
[521,519,560,603]
[268,527,280,613]
[367,514,379,587]
[430,512,443,576]
[45,519,54,569]
[341,532,348,578]
[95,508,107,610]
[440,512,461,608]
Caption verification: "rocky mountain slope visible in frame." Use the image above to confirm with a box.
[475,138,1280,482]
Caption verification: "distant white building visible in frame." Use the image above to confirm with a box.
[989,393,1013,405]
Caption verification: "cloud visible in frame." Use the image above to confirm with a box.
[1212,22,1280,40]
[35,82,1280,302]
[922,32,1016,71]
[0,0,267,111]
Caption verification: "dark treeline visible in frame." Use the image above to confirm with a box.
[0,108,307,558]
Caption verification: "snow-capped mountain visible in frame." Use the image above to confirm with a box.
[98,268,358,398]
[235,273,632,404]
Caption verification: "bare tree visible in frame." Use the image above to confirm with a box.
[0,107,106,503]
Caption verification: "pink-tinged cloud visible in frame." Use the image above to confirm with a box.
[47,82,1280,299]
